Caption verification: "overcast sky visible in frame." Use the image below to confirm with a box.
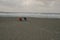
[0,0,60,13]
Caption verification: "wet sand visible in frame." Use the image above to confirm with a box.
[0,17,60,40]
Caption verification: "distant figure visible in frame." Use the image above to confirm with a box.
[19,17,27,21]
[19,18,22,21]
[24,17,27,21]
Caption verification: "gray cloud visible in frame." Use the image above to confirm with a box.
[0,0,56,7]
[0,0,60,13]
[0,0,16,7]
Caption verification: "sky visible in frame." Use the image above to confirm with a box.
[0,0,60,13]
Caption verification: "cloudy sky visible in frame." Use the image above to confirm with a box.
[0,0,60,13]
